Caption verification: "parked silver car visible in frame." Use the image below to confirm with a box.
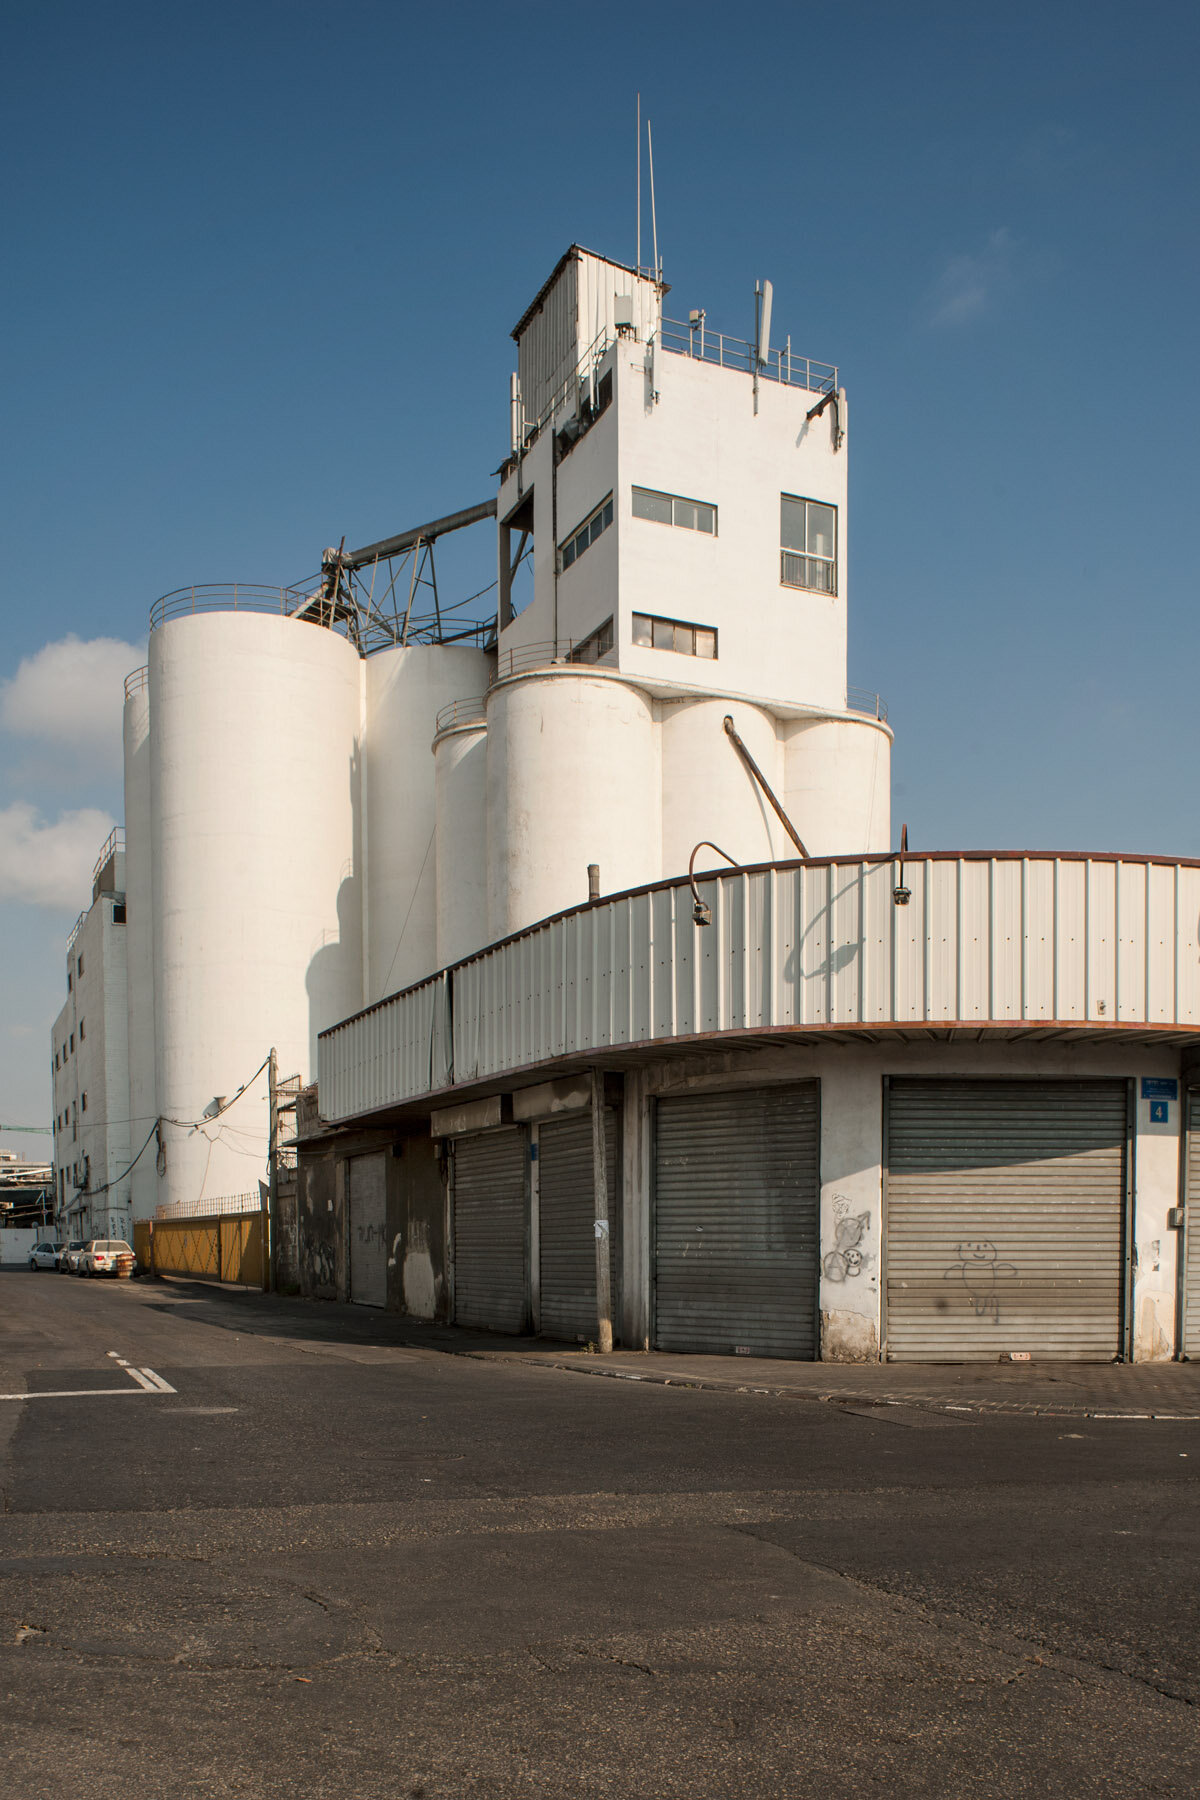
[59,1240,88,1274]
[77,1240,137,1278]
[28,1241,64,1271]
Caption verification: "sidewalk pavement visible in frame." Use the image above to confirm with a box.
[148,1276,1200,1420]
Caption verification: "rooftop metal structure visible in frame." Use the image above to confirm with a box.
[150,498,502,658]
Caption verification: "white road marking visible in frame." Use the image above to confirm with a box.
[138,1367,176,1393]
[0,1387,152,1401]
[0,1359,177,1402]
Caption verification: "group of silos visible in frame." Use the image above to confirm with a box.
[123,609,889,1215]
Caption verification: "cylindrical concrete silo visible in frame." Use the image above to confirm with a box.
[122,670,158,1222]
[364,643,491,1000]
[781,714,892,856]
[659,698,786,880]
[149,609,362,1211]
[433,713,488,967]
[486,670,660,940]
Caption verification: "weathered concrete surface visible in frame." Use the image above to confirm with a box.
[0,1273,1197,1799]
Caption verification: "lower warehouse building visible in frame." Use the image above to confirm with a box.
[302,852,1200,1363]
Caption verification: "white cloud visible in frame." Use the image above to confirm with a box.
[927,228,1016,327]
[1,634,144,772]
[0,803,116,909]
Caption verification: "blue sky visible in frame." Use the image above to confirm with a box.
[2,0,1198,1155]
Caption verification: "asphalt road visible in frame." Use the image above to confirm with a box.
[0,1272,1196,1799]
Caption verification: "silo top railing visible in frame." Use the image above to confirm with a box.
[149,584,310,631]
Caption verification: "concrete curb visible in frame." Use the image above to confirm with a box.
[464,1350,1200,1421]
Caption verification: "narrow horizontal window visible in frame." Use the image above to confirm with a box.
[631,613,718,660]
[559,494,614,571]
[632,486,716,534]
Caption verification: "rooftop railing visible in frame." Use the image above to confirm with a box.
[660,317,838,395]
[846,687,888,723]
[434,697,488,735]
[91,828,124,887]
[149,583,311,631]
[124,665,148,700]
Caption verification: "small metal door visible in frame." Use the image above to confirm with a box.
[348,1153,388,1308]
[452,1128,528,1334]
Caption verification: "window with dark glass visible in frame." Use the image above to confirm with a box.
[632,487,716,533]
[560,494,614,570]
[631,613,717,659]
[569,618,615,664]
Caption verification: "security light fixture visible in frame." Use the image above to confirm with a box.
[688,840,740,928]
[892,824,911,906]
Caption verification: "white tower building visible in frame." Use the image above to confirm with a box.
[448,246,890,947]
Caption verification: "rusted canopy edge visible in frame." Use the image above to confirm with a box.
[344,499,498,570]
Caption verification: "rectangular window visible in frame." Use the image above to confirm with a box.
[79,1020,85,1041]
[77,954,84,977]
[81,1092,88,1112]
[631,613,718,659]
[560,494,614,570]
[568,618,615,665]
[69,1033,74,1054]
[112,901,126,925]
[67,972,72,992]
[632,486,716,534]
[781,494,837,593]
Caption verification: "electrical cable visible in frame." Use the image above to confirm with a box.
[85,1120,161,1197]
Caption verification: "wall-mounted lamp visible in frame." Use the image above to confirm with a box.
[688,840,740,928]
[892,824,911,906]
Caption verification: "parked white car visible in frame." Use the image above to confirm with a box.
[59,1240,88,1274]
[77,1240,137,1278]
[28,1241,64,1271]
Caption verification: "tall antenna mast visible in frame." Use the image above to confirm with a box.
[636,93,641,274]
[647,117,660,280]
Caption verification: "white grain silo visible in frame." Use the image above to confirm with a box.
[433,707,488,967]
[659,698,786,879]
[364,643,491,999]
[485,669,660,940]
[782,713,892,856]
[121,668,158,1220]
[149,606,362,1210]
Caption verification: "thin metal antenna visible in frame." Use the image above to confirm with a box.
[636,93,641,274]
[647,117,659,279]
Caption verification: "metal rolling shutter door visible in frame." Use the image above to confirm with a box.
[1184,1093,1200,1359]
[538,1111,620,1343]
[886,1079,1127,1362]
[348,1154,388,1308]
[654,1083,819,1359]
[453,1129,528,1334]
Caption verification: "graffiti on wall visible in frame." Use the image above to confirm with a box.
[823,1197,871,1283]
[944,1240,1018,1325]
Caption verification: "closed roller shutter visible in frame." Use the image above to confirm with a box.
[1184,1093,1200,1359]
[348,1153,387,1308]
[453,1128,528,1334]
[653,1083,819,1359]
[538,1110,620,1344]
[885,1079,1128,1362]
